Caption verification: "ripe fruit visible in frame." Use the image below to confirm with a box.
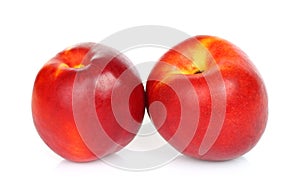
[32,43,145,162]
[146,36,268,161]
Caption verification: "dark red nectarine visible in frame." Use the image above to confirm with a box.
[32,43,145,162]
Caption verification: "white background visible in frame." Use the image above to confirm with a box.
[1,0,299,192]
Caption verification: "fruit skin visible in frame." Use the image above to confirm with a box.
[146,36,268,161]
[32,43,145,162]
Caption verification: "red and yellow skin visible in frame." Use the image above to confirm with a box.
[32,43,145,162]
[146,36,268,161]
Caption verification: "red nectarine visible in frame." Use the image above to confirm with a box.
[32,43,145,162]
[146,36,268,161]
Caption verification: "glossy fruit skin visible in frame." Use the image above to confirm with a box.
[32,43,145,162]
[146,36,268,161]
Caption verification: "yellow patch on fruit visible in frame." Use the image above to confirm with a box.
[54,63,84,77]
[190,46,207,72]
[54,63,68,77]
[59,63,69,68]
[58,63,85,69]
[179,44,209,74]
[178,37,217,75]
[72,64,85,69]
[199,37,215,48]
[187,37,216,74]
